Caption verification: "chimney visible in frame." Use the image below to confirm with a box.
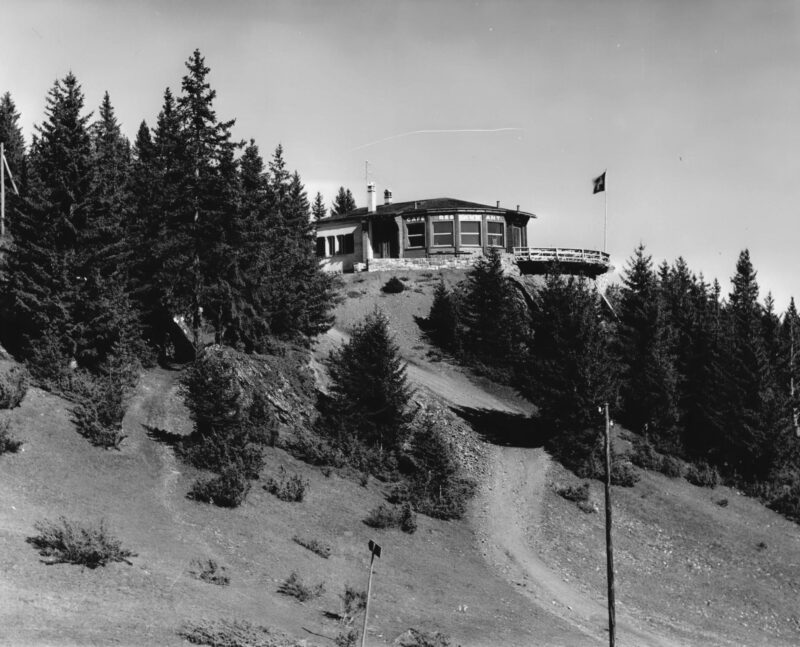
[367,182,376,213]
[384,188,393,205]
[496,200,500,208]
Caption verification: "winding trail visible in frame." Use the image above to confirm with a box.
[323,328,683,646]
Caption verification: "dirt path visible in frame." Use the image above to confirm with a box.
[318,327,683,647]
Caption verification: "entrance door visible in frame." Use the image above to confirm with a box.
[371,218,399,258]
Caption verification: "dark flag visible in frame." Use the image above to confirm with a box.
[593,171,606,194]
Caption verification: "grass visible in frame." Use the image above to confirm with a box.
[26,517,135,568]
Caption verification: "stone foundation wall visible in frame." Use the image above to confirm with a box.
[367,252,520,276]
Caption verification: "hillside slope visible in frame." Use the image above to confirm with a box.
[0,269,798,646]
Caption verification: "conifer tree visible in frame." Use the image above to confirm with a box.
[0,91,26,192]
[616,245,679,444]
[331,186,357,215]
[311,191,327,221]
[5,73,94,365]
[427,280,460,353]
[527,273,617,474]
[327,310,412,450]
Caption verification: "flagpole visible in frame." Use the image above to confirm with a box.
[603,172,607,253]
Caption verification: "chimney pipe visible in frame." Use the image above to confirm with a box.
[516,205,520,212]
[367,182,376,213]
[496,200,500,208]
[384,188,393,205]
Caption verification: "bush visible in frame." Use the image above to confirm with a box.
[340,585,367,620]
[278,571,324,602]
[179,620,302,647]
[189,462,252,508]
[264,467,308,502]
[0,419,22,454]
[0,364,29,409]
[630,437,662,471]
[335,629,359,647]
[686,461,720,488]
[70,369,129,449]
[611,460,640,487]
[768,481,800,523]
[292,535,331,558]
[27,517,135,568]
[556,482,590,503]
[659,455,684,478]
[189,559,230,586]
[393,628,451,647]
[363,502,417,534]
[382,276,405,294]
[181,428,265,479]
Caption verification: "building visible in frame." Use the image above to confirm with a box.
[315,183,533,272]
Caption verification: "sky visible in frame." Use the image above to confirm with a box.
[2,0,799,309]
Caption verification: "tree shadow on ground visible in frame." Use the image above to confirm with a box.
[144,424,185,449]
[451,406,549,448]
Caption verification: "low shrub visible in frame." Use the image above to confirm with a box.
[182,429,265,480]
[382,276,405,294]
[611,461,640,487]
[27,517,135,568]
[768,481,800,523]
[630,437,662,471]
[71,371,129,450]
[189,558,230,586]
[179,620,303,647]
[659,455,684,478]
[335,629,359,647]
[264,466,308,502]
[686,461,720,488]
[363,502,417,534]
[292,535,331,559]
[0,364,29,409]
[0,419,22,454]
[189,462,252,508]
[340,585,367,621]
[556,482,590,503]
[393,628,451,647]
[715,498,729,507]
[278,571,324,602]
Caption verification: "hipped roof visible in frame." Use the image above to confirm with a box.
[318,197,536,224]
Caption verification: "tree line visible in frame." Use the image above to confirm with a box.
[427,246,800,520]
[0,49,337,377]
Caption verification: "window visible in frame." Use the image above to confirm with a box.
[460,221,481,247]
[336,235,345,254]
[327,236,336,256]
[406,221,425,248]
[433,220,454,247]
[487,221,505,248]
[315,237,326,257]
[343,233,355,254]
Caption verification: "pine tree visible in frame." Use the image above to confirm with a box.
[327,310,412,450]
[427,280,460,353]
[460,247,528,372]
[0,91,26,192]
[616,245,679,444]
[331,186,357,215]
[311,191,327,221]
[527,273,617,475]
[5,73,94,365]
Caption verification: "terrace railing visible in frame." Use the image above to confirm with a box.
[513,247,610,268]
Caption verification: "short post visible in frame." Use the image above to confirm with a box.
[604,402,616,647]
[361,540,381,647]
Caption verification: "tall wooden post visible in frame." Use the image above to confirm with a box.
[361,540,381,647]
[604,402,616,646]
[1,142,5,238]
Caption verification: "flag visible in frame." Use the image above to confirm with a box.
[593,171,606,194]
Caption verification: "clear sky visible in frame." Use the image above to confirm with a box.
[2,0,799,309]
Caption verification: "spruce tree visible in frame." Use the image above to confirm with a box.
[427,280,460,353]
[331,186,357,215]
[0,92,26,192]
[616,245,679,444]
[5,73,94,365]
[327,310,412,450]
[311,191,327,221]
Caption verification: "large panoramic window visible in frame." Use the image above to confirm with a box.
[460,220,481,247]
[487,221,505,247]
[406,221,425,248]
[433,220,454,247]
[342,233,355,254]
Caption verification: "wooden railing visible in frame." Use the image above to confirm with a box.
[513,247,610,267]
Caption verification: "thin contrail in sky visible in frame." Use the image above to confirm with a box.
[350,127,523,152]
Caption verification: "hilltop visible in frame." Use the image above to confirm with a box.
[0,270,798,646]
